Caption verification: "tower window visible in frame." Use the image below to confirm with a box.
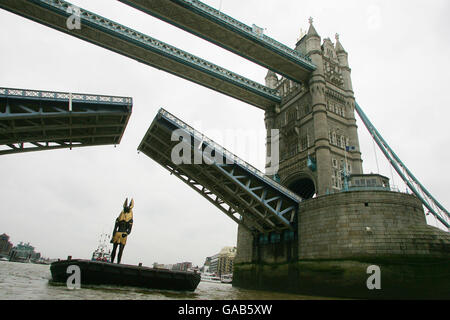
[300,136,309,151]
[332,158,338,168]
[337,135,342,147]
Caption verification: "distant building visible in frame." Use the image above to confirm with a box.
[172,261,192,271]
[152,263,173,270]
[201,256,212,272]
[208,246,236,276]
[0,234,13,257]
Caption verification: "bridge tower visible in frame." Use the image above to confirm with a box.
[265,19,363,197]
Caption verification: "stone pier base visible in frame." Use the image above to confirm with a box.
[234,258,450,299]
[233,191,450,299]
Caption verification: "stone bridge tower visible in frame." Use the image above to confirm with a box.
[265,19,363,197]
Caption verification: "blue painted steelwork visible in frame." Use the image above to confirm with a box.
[138,108,300,233]
[355,102,450,230]
[0,87,132,105]
[119,0,316,82]
[174,0,314,66]
[0,87,132,155]
[158,109,300,203]
[0,0,280,108]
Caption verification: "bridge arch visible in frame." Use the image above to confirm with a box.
[283,171,317,200]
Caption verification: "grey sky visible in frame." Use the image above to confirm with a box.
[0,0,449,267]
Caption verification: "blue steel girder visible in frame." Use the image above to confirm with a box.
[137,108,300,234]
[0,0,280,109]
[119,0,316,82]
[0,87,132,155]
[139,138,271,233]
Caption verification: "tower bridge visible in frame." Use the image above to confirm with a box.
[1,0,448,230]
[1,0,449,298]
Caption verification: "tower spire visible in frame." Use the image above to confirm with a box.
[306,17,320,38]
[265,70,278,89]
[335,33,346,53]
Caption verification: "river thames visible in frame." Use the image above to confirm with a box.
[0,260,335,300]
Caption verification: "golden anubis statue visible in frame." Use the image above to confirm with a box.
[110,198,134,264]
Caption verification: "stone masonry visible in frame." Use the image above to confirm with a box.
[234,190,450,298]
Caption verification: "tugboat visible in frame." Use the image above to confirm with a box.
[220,274,233,284]
[9,242,36,263]
[200,272,221,283]
[91,233,111,263]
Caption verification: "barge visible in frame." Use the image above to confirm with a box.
[50,258,201,292]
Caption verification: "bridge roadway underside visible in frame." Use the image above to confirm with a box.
[138,109,299,234]
[0,0,279,110]
[119,0,315,82]
[0,88,132,155]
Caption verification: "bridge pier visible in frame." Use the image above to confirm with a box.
[233,190,450,299]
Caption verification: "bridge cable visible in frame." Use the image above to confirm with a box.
[355,102,450,231]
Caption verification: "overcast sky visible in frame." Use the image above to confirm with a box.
[0,0,449,267]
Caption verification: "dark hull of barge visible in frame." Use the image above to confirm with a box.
[50,259,201,291]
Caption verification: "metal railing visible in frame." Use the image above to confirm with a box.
[0,87,132,105]
[158,108,302,202]
[177,0,315,69]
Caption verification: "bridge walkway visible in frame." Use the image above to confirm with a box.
[119,0,316,82]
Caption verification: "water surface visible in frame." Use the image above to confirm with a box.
[0,260,333,300]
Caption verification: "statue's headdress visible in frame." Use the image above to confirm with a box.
[123,198,134,213]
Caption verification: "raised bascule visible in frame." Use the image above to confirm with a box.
[1,0,449,298]
[0,87,132,155]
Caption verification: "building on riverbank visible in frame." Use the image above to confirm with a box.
[0,234,13,258]
[208,246,236,276]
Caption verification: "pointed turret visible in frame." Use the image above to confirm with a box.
[265,70,278,89]
[305,17,321,55]
[334,34,352,92]
[335,33,349,69]
[335,33,346,54]
[306,17,320,38]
